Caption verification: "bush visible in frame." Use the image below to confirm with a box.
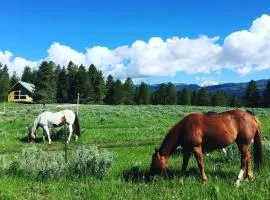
[21,146,67,180]
[72,146,114,178]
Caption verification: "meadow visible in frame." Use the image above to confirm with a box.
[0,103,270,200]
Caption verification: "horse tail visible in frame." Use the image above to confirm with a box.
[253,116,263,170]
[73,114,81,137]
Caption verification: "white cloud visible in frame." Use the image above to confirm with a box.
[200,80,219,87]
[0,50,38,74]
[1,14,270,79]
[220,14,270,73]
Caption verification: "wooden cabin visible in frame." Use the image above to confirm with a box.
[8,81,35,103]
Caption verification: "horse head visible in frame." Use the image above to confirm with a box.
[27,126,36,142]
[150,148,168,177]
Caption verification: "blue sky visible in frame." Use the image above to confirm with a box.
[0,0,270,85]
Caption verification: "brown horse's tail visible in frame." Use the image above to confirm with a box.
[253,116,263,170]
[73,114,81,137]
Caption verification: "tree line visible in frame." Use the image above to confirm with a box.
[0,61,270,107]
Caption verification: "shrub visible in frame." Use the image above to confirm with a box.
[21,146,67,180]
[72,146,114,178]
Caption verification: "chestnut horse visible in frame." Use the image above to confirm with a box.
[150,109,263,186]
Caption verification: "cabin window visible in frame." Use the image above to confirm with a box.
[13,90,27,100]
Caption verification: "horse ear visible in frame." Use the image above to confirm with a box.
[155,148,158,153]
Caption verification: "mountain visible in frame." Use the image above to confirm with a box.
[147,79,269,97]
[205,79,268,97]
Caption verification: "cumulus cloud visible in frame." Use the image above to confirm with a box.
[1,14,270,79]
[220,14,270,73]
[0,50,38,74]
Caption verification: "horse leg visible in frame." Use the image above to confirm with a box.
[245,145,253,180]
[67,125,73,143]
[181,148,191,175]
[235,144,249,187]
[44,125,52,144]
[193,146,208,182]
[42,129,46,142]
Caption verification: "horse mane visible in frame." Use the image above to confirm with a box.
[204,111,217,116]
[245,109,255,116]
[159,120,183,156]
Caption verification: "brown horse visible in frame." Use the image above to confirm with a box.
[150,109,263,186]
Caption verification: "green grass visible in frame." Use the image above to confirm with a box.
[0,103,270,199]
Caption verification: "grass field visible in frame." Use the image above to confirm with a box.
[0,103,270,200]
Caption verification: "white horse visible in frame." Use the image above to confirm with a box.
[28,109,80,144]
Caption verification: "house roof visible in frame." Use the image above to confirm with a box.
[8,81,35,93]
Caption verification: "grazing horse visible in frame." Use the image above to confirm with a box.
[28,109,80,144]
[150,109,263,186]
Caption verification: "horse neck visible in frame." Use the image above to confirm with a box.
[31,117,39,133]
[159,123,181,157]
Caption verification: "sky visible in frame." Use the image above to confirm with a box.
[0,0,270,85]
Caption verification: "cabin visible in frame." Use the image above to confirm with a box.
[8,81,35,103]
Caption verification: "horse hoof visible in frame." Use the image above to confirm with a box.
[234,180,241,187]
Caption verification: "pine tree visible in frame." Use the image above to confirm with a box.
[166,82,177,105]
[157,83,167,105]
[67,61,79,102]
[88,64,98,102]
[197,87,211,106]
[191,91,198,105]
[137,82,150,104]
[75,65,92,103]
[262,80,270,108]
[123,77,135,104]
[94,71,105,104]
[9,71,19,86]
[245,80,261,107]
[113,79,124,104]
[104,75,115,105]
[211,90,229,106]
[178,87,191,105]
[56,67,69,103]
[34,61,57,103]
[21,66,36,83]
[0,64,9,101]
[230,96,243,107]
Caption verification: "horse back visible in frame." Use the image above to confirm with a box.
[181,110,258,149]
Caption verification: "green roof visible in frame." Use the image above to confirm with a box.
[8,81,35,94]
[19,81,35,93]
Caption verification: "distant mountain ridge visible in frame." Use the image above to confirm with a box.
[148,79,269,97]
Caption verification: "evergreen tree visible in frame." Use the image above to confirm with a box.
[197,87,211,106]
[21,66,36,83]
[137,82,150,104]
[67,61,79,102]
[262,80,270,108]
[178,87,191,105]
[113,79,124,104]
[94,71,105,104]
[56,67,69,103]
[156,83,167,105]
[211,90,229,106]
[123,77,135,104]
[88,64,98,102]
[191,91,198,105]
[151,91,159,105]
[9,71,19,86]
[166,82,177,104]
[0,64,9,101]
[34,61,57,103]
[245,80,261,107]
[75,65,92,103]
[104,75,115,105]
[230,96,243,107]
